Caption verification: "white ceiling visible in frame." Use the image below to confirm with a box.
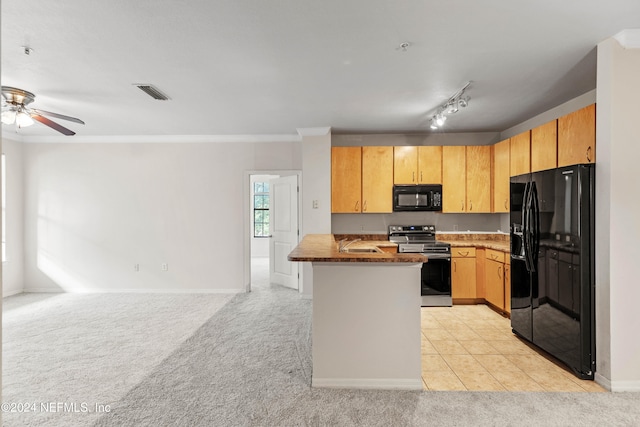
[2,1,640,140]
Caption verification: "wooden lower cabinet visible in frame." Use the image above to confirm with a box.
[451,248,476,301]
[485,249,506,312]
[451,246,511,315]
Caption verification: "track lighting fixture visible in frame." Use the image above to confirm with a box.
[427,81,471,130]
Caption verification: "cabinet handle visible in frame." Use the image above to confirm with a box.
[586,146,592,163]
[363,200,367,212]
[459,250,469,257]
[504,199,508,210]
[412,171,415,182]
[355,200,359,212]
[454,260,457,273]
[498,266,503,279]
[461,200,464,210]
[420,171,423,182]
[469,200,473,211]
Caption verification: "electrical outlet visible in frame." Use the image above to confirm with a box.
[453,224,458,231]
[312,200,319,209]
[162,263,168,271]
[134,264,139,272]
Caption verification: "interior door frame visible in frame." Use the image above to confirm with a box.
[244,170,302,293]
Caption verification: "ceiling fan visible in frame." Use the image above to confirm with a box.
[1,86,84,136]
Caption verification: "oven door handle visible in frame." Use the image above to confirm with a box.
[421,254,451,260]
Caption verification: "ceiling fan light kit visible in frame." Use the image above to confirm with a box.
[1,86,85,135]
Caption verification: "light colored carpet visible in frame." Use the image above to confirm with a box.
[2,292,233,426]
[4,258,640,426]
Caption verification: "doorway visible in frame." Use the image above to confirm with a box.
[246,171,301,293]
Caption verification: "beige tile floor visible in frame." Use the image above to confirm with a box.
[421,305,606,392]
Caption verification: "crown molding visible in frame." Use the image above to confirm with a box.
[296,127,331,137]
[613,29,640,49]
[5,133,302,144]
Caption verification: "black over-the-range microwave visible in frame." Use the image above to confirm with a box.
[393,184,443,212]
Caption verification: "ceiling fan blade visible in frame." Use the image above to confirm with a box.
[31,108,85,124]
[31,114,76,136]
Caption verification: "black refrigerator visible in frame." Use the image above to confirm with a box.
[510,164,595,379]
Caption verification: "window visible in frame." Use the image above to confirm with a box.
[2,153,6,262]
[253,182,270,238]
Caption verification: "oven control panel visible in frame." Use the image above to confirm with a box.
[389,225,435,233]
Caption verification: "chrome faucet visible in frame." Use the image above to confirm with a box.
[339,238,361,252]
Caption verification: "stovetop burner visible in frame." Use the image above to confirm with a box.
[388,224,451,256]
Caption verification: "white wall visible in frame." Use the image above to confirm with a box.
[299,131,332,297]
[22,140,301,293]
[2,136,24,297]
[596,37,640,390]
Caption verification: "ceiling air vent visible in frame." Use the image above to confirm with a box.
[134,84,170,100]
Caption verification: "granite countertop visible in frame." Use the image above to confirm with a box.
[439,239,511,252]
[287,234,426,263]
[437,233,511,253]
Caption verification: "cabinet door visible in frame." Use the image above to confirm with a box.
[510,130,531,177]
[558,104,596,167]
[442,146,466,212]
[331,147,362,213]
[452,257,477,299]
[485,259,505,310]
[476,248,486,299]
[492,138,510,213]
[504,262,511,314]
[393,146,418,184]
[466,146,491,213]
[362,146,393,213]
[418,146,443,184]
[531,119,557,172]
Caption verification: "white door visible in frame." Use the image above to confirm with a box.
[269,175,299,289]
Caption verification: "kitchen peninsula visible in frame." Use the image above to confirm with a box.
[288,234,426,390]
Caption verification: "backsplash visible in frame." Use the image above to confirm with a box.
[332,212,510,234]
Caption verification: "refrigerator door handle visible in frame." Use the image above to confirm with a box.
[527,181,540,272]
[530,182,540,270]
[522,182,532,272]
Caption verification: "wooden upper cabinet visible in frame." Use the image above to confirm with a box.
[331,146,362,213]
[492,138,510,213]
[558,104,596,167]
[466,146,491,213]
[362,146,393,213]
[394,146,442,184]
[510,130,531,177]
[393,146,418,184]
[442,146,466,213]
[531,120,558,172]
[418,146,443,184]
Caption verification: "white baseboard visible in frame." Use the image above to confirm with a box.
[610,380,640,392]
[2,288,24,298]
[594,373,640,392]
[22,287,245,294]
[312,377,422,390]
[594,373,612,391]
